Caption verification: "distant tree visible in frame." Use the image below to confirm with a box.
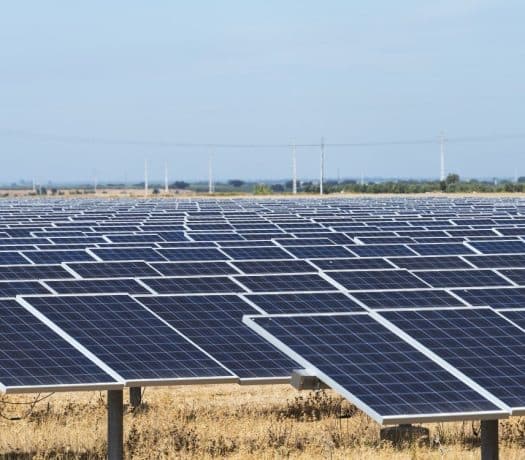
[446,173,460,184]
[253,184,272,195]
[172,181,189,189]
[228,179,245,188]
[152,188,160,194]
[51,188,58,195]
[518,176,525,184]
[271,184,285,193]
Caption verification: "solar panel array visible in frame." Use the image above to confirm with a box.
[3,197,525,423]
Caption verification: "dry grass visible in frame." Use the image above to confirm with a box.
[0,385,524,459]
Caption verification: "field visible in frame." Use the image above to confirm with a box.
[1,385,524,459]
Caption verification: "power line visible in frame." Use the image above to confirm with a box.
[2,128,525,149]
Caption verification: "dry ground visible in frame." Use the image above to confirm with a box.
[0,385,524,459]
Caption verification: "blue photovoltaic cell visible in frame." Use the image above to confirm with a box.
[414,269,510,288]
[497,310,525,331]
[46,278,151,295]
[141,276,246,294]
[381,308,525,409]
[105,234,164,243]
[23,250,95,264]
[497,269,525,286]
[247,314,499,420]
[246,292,364,313]
[387,256,471,270]
[0,299,116,389]
[66,261,160,279]
[326,270,429,291]
[357,237,415,244]
[452,287,525,309]
[351,289,465,309]
[276,238,335,246]
[285,245,354,259]
[235,274,336,292]
[351,245,415,257]
[469,240,525,255]
[0,252,31,265]
[408,244,475,256]
[157,248,229,261]
[149,261,239,277]
[0,280,52,297]
[0,265,74,281]
[232,260,314,274]
[90,247,167,262]
[22,295,234,382]
[137,295,296,379]
[465,255,525,269]
[222,246,292,260]
[188,233,245,242]
[310,258,393,271]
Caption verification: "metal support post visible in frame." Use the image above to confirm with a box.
[108,389,124,460]
[481,420,498,460]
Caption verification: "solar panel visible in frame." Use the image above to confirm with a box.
[245,292,364,313]
[136,295,296,380]
[387,256,472,270]
[351,289,466,309]
[285,245,354,259]
[0,252,31,265]
[21,295,235,384]
[45,278,151,295]
[0,280,52,297]
[408,244,475,256]
[309,258,393,270]
[468,240,525,254]
[497,269,525,286]
[379,307,525,411]
[351,245,415,257]
[149,261,239,277]
[463,254,525,269]
[0,299,119,391]
[157,248,230,261]
[452,287,525,309]
[90,247,166,262]
[222,246,292,260]
[104,234,164,243]
[140,276,246,294]
[497,310,525,331]
[235,274,337,292]
[275,237,335,246]
[326,270,429,291]
[0,265,74,281]
[414,269,511,288]
[232,260,314,274]
[244,313,503,423]
[23,250,95,265]
[66,261,160,279]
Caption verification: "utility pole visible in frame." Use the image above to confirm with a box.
[32,178,36,194]
[440,131,446,182]
[292,141,297,194]
[144,159,148,197]
[164,162,169,193]
[320,137,325,195]
[208,153,214,194]
[94,170,98,194]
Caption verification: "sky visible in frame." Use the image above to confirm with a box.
[1,1,524,184]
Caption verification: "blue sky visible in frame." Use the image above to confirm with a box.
[1,1,524,183]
